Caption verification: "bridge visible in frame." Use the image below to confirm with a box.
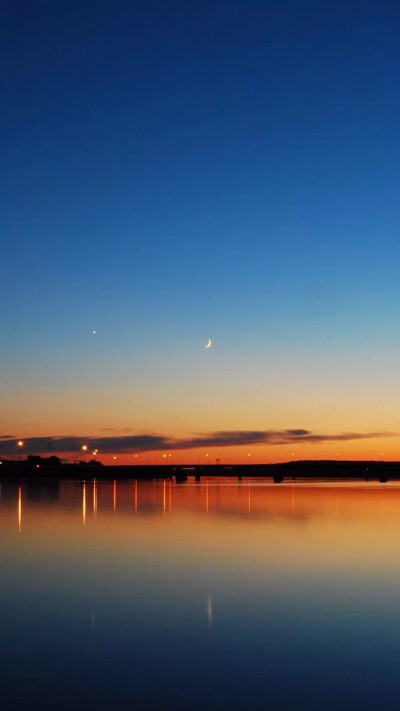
[1,460,399,482]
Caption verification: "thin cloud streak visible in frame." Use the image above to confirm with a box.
[0,429,394,456]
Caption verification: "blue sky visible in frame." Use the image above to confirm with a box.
[2,1,400,459]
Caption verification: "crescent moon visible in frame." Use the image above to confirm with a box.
[205,339,212,349]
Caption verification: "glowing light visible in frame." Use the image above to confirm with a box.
[113,480,117,512]
[17,440,24,464]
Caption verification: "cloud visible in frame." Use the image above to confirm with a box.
[0,429,394,456]
[99,427,134,432]
[0,435,14,439]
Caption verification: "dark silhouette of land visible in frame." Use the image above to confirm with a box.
[0,458,398,482]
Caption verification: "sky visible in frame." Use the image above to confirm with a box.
[2,0,400,463]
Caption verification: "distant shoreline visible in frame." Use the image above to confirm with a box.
[0,460,398,482]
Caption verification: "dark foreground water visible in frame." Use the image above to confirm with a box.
[1,477,400,710]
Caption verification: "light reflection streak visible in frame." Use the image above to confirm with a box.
[18,486,22,533]
[8,480,400,541]
[82,482,86,526]
[207,595,213,628]
[93,479,97,518]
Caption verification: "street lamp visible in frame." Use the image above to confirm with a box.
[17,440,24,464]
[81,445,88,462]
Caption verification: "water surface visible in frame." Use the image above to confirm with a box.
[1,477,400,710]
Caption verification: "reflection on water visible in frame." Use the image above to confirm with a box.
[18,485,21,534]
[2,477,400,709]
[93,478,97,518]
[11,476,400,524]
[82,481,86,525]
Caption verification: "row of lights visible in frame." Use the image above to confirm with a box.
[12,442,386,464]
[79,448,253,463]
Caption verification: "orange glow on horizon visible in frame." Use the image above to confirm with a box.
[46,439,400,466]
[3,431,400,467]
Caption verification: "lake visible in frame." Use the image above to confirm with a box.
[1,477,400,710]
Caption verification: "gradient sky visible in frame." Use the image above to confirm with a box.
[2,1,400,462]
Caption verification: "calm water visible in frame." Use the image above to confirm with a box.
[2,477,400,710]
